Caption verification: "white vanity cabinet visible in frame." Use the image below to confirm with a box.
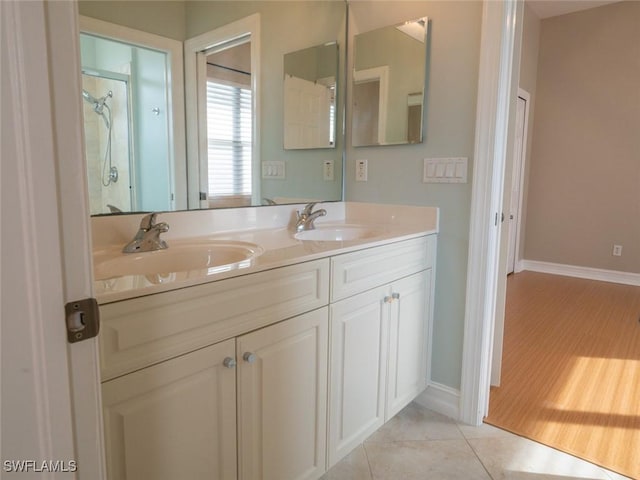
[99,259,329,480]
[102,307,328,480]
[327,235,436,466]
[97,234,436,480]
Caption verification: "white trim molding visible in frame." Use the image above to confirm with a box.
[521,260,640,287]
[415,382,461,421]
[459,0,522,426]
[2,2,105,478]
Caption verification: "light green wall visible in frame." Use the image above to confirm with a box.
[347,1,482,390]
[78,1,187,41]
[284,43,337,84]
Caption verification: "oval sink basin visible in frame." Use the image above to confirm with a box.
[94,241,263,280]
[294,225,383,242]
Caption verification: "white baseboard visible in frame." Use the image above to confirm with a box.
[415,382,460,421]
[520,260,640,286]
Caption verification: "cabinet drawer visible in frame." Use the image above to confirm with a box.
[331,236,434,301]
[99,259,330,381]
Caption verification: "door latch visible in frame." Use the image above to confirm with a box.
[65,298,100,343]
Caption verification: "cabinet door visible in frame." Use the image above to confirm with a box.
[386,270,431,419]
[237,307,328,480]
[101,339,237,480]
[328,285,389,467]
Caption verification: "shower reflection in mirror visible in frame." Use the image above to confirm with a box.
[81,87,115,190]
[80,33,173,215]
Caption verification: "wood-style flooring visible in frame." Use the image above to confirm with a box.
[485,271,640,479]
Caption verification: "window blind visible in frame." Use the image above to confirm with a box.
[206,80,252,198]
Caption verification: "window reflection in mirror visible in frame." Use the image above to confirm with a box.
[204,41,254,208]
[283,42,338,150]
[352,17,428,147]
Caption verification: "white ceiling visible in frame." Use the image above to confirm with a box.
[526,0,622,19]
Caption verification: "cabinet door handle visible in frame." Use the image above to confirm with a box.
[384,293,401,303]
[223,357,237,369]
[243,352,257,363]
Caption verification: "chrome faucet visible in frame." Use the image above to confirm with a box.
[122,212,169,253]
[295,202,327,233]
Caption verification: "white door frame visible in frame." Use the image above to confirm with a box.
[2,1,105,478]
[459,0,523,425]
[491,88,529,386]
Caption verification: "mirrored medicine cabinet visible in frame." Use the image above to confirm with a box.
[352,17,429,147]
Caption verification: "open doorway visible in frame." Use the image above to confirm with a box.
[486,2,640,477]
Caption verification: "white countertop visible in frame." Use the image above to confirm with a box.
[92,202,438,304]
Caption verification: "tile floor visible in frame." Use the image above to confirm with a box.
[321,402,633,480]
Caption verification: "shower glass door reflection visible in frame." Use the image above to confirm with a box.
[82,72,133,215]
[80,32,173,215]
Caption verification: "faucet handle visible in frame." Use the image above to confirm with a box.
[139,212,159,230]
[301,202,318,216]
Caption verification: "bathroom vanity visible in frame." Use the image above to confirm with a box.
[92,202,438,480]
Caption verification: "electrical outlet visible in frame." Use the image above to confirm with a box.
[356,159,368,182]
[612,244,623,256]
[323,160,334,181]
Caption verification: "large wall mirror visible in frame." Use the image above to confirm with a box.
[352,17,429,147]
[78,1,346,215]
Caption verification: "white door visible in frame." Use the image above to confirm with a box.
[328,286,389,467]
[506,94,528,274]
[237,308,328,480]
[2,1,105,479]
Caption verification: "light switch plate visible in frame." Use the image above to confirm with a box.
[262,161,285,179]
[423,157,467,183]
